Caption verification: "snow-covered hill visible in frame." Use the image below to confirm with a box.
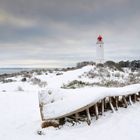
[34,64,140,89]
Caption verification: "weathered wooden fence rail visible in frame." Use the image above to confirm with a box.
[38,86,140,128]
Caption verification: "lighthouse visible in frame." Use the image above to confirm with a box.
[96,35,104,64]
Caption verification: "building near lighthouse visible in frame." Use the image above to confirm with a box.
[96,35,104,64]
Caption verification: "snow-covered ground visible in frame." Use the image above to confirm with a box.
[0,64,140,140]
[1,90,140,140]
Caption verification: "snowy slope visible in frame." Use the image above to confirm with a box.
[35,65,140,89]
[36,65,95,88]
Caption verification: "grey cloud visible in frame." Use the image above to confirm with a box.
[0,0,139,67]
[1,0,139,26]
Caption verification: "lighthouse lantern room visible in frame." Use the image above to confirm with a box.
[96,35,104,64]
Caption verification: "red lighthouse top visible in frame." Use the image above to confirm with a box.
[97,35,103,41]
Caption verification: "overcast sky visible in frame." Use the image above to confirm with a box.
[0,0,139,68]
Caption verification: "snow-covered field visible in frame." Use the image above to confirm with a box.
[0,64,140,140]
[1,90,140,140]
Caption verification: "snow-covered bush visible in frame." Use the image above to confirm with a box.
[23,73,32,78]
[39,81,47,88]
[2,79,15,83]
[62,80,93,89]
[31,78,47,87]
[31,77,41,84]
[114,72,121,77]
[17,86,24,91]
[86,70,99,78]
[103,80,125,87]
[48,90,52,95]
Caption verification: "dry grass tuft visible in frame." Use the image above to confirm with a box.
[41,120,59,128]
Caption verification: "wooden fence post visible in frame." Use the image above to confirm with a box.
[39,103,44,121]
[134,94,137,103]
[101,99,104,115]
[75,113,79,122]
[115,96,119,110]
[109,97,115,113]
[104,98,107,110]
[129,95,133,105]
[94,103,99,120]
[122,96,128,108]
[86,108,91,125]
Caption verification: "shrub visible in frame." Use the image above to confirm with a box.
[41,120,59,128]
[114,72,120,77]
[56,72,63,76]
[2,79,14,83]
[17,86,24,91]
[105,61,123,71]
[31,78,42,85]
[96,63,104,67]
[62,80,91,89]
[76,61,95,68]
[38,81,47,88]
[31,78,47,87]
[21,77,26,82]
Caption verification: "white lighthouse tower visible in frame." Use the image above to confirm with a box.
[96,35,104,64]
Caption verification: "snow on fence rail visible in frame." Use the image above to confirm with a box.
[38,84,140,128]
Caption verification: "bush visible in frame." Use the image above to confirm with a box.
[17,86,24,91]
[76,61,95,68]
[2,79,14,83]
[56,72,63,76]
[31,78,41,85]
[61,80,91,89]
[96,63,104,67]
[114,72,120,77]
[31,78,47,87]
[21,77,26,82]
[105,61,123,71]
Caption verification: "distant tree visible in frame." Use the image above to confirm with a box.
[76,61,95,68]
[105,61,123,71]
[104,61,116,66]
